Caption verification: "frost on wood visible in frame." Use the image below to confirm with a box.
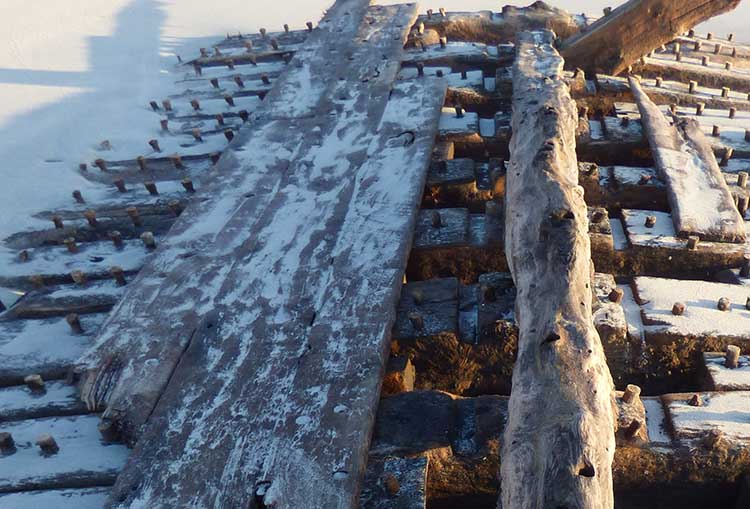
[81,2,448,507]
[560,0,742,76]
[501,30,616,509]
[629,77,746,243]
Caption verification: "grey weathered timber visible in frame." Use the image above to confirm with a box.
[76,2,447,508]
[629,77,746,243]
[560,0,741,76]
[77,0,393,438]
[502,31,616,509]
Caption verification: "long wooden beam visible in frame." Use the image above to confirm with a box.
[502,30,616,509]
[560,0,741,76]
[629,76,746,243]
[75,2,449,507]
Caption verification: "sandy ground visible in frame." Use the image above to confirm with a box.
[0,0,745,241]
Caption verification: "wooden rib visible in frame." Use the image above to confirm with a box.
[629,76,746,242]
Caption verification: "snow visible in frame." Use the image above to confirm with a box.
[635,276,750,339]
[0,487,111,509]
[618,284,645,345]
[668,392,750,445]
[704,352,750,391]
[642,397,671,445]
[610,218,629,251]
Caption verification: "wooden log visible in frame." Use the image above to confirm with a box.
[560,0,741,76]
[502,31,616,509]
[629,77,746,242]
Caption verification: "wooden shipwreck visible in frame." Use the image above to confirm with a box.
[1,0,750,508]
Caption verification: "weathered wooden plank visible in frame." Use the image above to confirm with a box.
[0,487,111,509]
[80,4,446,507]
[0,415,129,493]
[502,30,616,509]
[630,77,746,242]
[78,0,410,436]
[0,314,106,386]
[0,380,90,422]
[6,281,125,319]
[560,0,741,76]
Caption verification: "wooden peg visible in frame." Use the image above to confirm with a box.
[224,95,235,107]
[738,171,749,188]
[608,288,624,304]
[199,48,208,58]
[190,99,201,111]
[24,374,45,392]
[408,311,424,330]
[109,230,123,248]
[718,297,731,311]
[144,181,158,196]
[162,99,172,111]
[439,7,446,17]
[622,384,641,404]
[720,147,734,166]
[18,250,29,263]
[181,178,195,193]
[454,105,464,118]
[284,23,289,33]
[238,110,249,122]
[66,313,84,333]
[730,107,737,119]
[227,59,235,70]
[149,100,159,111]
[36,434,59,455]
[725,345,741,368]
[0,432,15,454]
[726,62,733,71]
[714,43,722,55]
[431,210,442,228]
[696,103,705,115]
[210,152,221,165]
[52,216,64,229]
[110,266,126,286]
[672,302,686,315]
[624,419,643,440]
[694,40,701,51]
[655,77,662,87]
[688,394,703,406]
[83,209,97,227]
[215,113,225,126]
[63,237,78,254]
[126,207,142,227]
[113,178,126,193]
[702,55,710,66]
[687,236,700,250]
[137,156,147,171]
[439,36,447,48]
[707,32,714,40]
[224,129,235,142]
[688,80,697,94]
[728,33,735,42]
[140,231,156,249]
[192,128,203,142]
[261,74,271,85]
[213,47,222,57]
[193,63,202,76]
[234,75,245,88]
[270,39,279,50]
[712,125,721,137]
[71,270,87,285]
[259,28,267,37]
[168,200,183,216]
[644,215,657,228]
[94,159,107,171]
[306,21,314,32]
[160,119,169,132]
[416,62,424,77]
[171,155,184,170]
[721,87,730,98]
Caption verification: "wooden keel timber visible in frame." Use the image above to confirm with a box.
[501,30,616,509]
[560,0,741,76]
[629,77,746,242]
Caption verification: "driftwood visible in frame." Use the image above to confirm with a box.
[502,30,616,508]
[629,77,746,243]
[560,0,741,76]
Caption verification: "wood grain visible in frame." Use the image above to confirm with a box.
[501,30,616,509]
